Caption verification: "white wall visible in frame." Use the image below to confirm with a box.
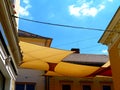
[16,69,45,90]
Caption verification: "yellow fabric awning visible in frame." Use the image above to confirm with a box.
[19,41,73,70]
[44,62,99,77]
[102,61,110,67]
[19,41,108,78]
[44,71,63,76]
[20,60,49,70]
[54,62,99,77]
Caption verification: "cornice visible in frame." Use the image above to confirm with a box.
[98,7,120,47]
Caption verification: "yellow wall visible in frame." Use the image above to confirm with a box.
[49,76,113,90]
[99,7,120,90]
[109,37,120,90]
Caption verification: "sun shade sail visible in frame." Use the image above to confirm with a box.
[44,62,100,77]
[54,62,99,77]
[44,62,112,77]
[100,61,112,76]
[102,61,110,67]
[44,71,63,76]
[88,61,112,77]
[19,41,111,78]
[19,41,73,70]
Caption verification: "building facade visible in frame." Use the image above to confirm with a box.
[99,7,120,90]
[0,0,22,90]
[49,76,113,90]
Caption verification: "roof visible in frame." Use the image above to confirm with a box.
[18,30,52,47]
[63,53,108,66]
[18,29,52,39]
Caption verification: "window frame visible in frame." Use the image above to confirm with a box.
[15,82,36,90]
[82,85,91,90]
[0,23,14,90]
[100,81,113,90]
[80,81,93,90]
[59,80,73,90]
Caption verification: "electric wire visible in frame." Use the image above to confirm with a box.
[13,15,115,54]
[12,15,120,33]
[53,36,99,47]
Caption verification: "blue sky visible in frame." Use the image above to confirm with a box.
[18,0,120,54]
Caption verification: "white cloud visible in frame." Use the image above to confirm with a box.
[98,4,105,11]
[19,0,31,17]
[69,5,81,16]
[102,49,108,54]
[68,0,105,17]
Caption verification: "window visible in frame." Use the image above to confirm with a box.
[16,84,24,90]
[26,84,35,90]
[15,83,36,90]
[82,85,91,90]
[62,84,71,90]
[103,85,111,90]
[0,25,17,90]
[80,81,92,90]
[100,82,113,90]
[60,80,73,90]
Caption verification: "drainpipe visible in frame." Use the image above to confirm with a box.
[45,75,50,90]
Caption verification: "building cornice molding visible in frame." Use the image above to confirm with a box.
[99,7,120,47]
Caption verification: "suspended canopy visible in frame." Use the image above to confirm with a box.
[44,61,112,77]
[89,61,112,77]
[19,41,111,78]
[19,41,73,70]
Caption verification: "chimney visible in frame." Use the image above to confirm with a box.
[71,48,80,53]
